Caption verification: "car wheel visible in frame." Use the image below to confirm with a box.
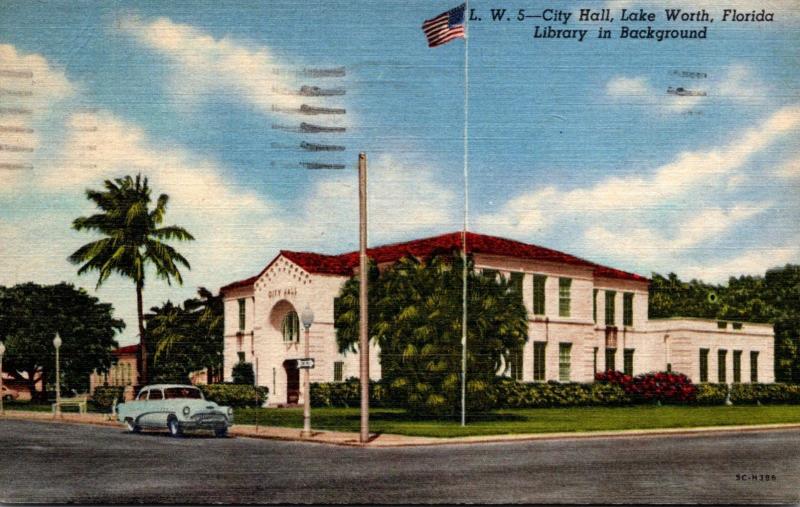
[168,417,183,437]
[124,418,141,433]
[214,427,228,438]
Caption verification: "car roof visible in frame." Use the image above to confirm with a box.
[141,384,200,390]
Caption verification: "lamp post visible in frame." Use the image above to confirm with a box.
[53,333,62,418]
[300,304,314,437]
[0,341,6,416]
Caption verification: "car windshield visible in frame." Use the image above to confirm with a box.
[164,387,203,399]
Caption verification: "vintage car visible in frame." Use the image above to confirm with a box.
[1,385,19,401]
[116,384,233,437]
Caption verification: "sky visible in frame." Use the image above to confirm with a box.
[1,0,798,345]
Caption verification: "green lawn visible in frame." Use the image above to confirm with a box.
[234,405,800,438]
[2,400,107,414]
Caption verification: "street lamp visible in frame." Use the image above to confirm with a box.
[53,333,62,418]
[0,341,6,416]
[300,304,314,437]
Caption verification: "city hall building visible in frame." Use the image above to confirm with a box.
[220,232,774,405]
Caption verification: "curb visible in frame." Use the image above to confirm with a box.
[3,410,800,448]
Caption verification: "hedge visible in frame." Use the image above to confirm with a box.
[311,378,388,408]
[493,378,632,408]
[596,370,696,404]
[695,383,729,405]
[198,383,269,408]
[91,385,125,410]
[730,383,800,404]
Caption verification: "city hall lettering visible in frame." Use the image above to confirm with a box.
[220,232,774,406]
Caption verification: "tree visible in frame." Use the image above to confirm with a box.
[649,265,800,382]
[69,174,194,385]
[335,254,528,417]
[0,283,124,398]
[146,288,223,384]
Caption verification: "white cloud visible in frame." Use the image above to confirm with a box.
[775,155,800,179]
[679,241,800,283]
[606,65,770,114]
[0,44,75,192]
[475,104,800,278]
[118,16,346,123]
[300,153,460,250]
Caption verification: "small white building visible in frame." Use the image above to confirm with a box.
[220,232,774,405]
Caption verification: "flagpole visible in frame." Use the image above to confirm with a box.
[461,0,469,428]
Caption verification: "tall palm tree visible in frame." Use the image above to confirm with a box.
[69,174,194,385]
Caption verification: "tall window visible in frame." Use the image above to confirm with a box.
[532,275,546,315]
[558,278,572,317]
[558,343,572,382]
[238,298,246,331]
[718,349,727,383]
[750,351,759,382]
[282,311,300,342]
[593,347,599,375]
[605,291,616,326]
[593,289,598,323]
[533,342,546,381]
[509,272,523,296]
[699,348,709,382]
[333,361,344,382]
[605,348,616,372]
[508,347,524,381]
[733,350,742,383]
[624,349,634,376]
[623,293,634,327]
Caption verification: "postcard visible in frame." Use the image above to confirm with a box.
[1,0,798,504]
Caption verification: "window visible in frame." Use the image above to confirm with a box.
[126,364,132,386]
[750,351,759,382]
[733,350,742,383]
[164,387,202,399]
[624,349,634,376]
[506,347,524,381]
[605,291,616,326]
[605,348,616,372]
[558,343,572,381]
[282,311,300,342]
[238,298,246,331]
[138,390,149,400]
[623,293,634,327]
[533,342,546,381]
[482,269,499,280]
[509,272,523,296]
[149,389,163,400]
[718,349,727,383]
[732,322,743,330]
[532,275,546,315]
[333,361,344,382]
[558,278,571,317]
[593,347,599,375]
[717,321,727,329]
[593,289,598,323]
[237,351,245,363]
[699,348,709,382]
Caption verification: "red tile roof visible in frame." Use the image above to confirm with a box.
[220,231,648,293]
[113,344,140,356]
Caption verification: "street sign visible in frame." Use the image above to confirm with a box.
[295,358,315,369]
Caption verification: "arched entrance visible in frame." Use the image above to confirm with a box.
[282,359,300,404]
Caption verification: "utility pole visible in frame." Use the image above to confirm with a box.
[358,152,370,444]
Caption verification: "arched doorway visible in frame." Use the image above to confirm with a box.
[282,359,300,404]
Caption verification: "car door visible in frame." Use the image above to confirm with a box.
[139,388,165,428]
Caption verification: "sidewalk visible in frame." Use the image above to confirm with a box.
[2,410,799,447]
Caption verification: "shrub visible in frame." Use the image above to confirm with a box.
[231,362,255,385]
[596,370,696,404]
[91,385,125,410]
[311,378,387,408]
[493,378,631,409]
[695,383,728,405]
[730,383,800,404]
[199,383,268,408]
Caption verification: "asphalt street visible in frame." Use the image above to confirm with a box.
[0,419,798,504]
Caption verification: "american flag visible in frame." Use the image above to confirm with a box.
[421,4,466,48]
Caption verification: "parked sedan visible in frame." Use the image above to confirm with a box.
[116,384,233,437]
[1,385,19,401]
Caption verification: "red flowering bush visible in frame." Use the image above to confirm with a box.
[595,370,697,404]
